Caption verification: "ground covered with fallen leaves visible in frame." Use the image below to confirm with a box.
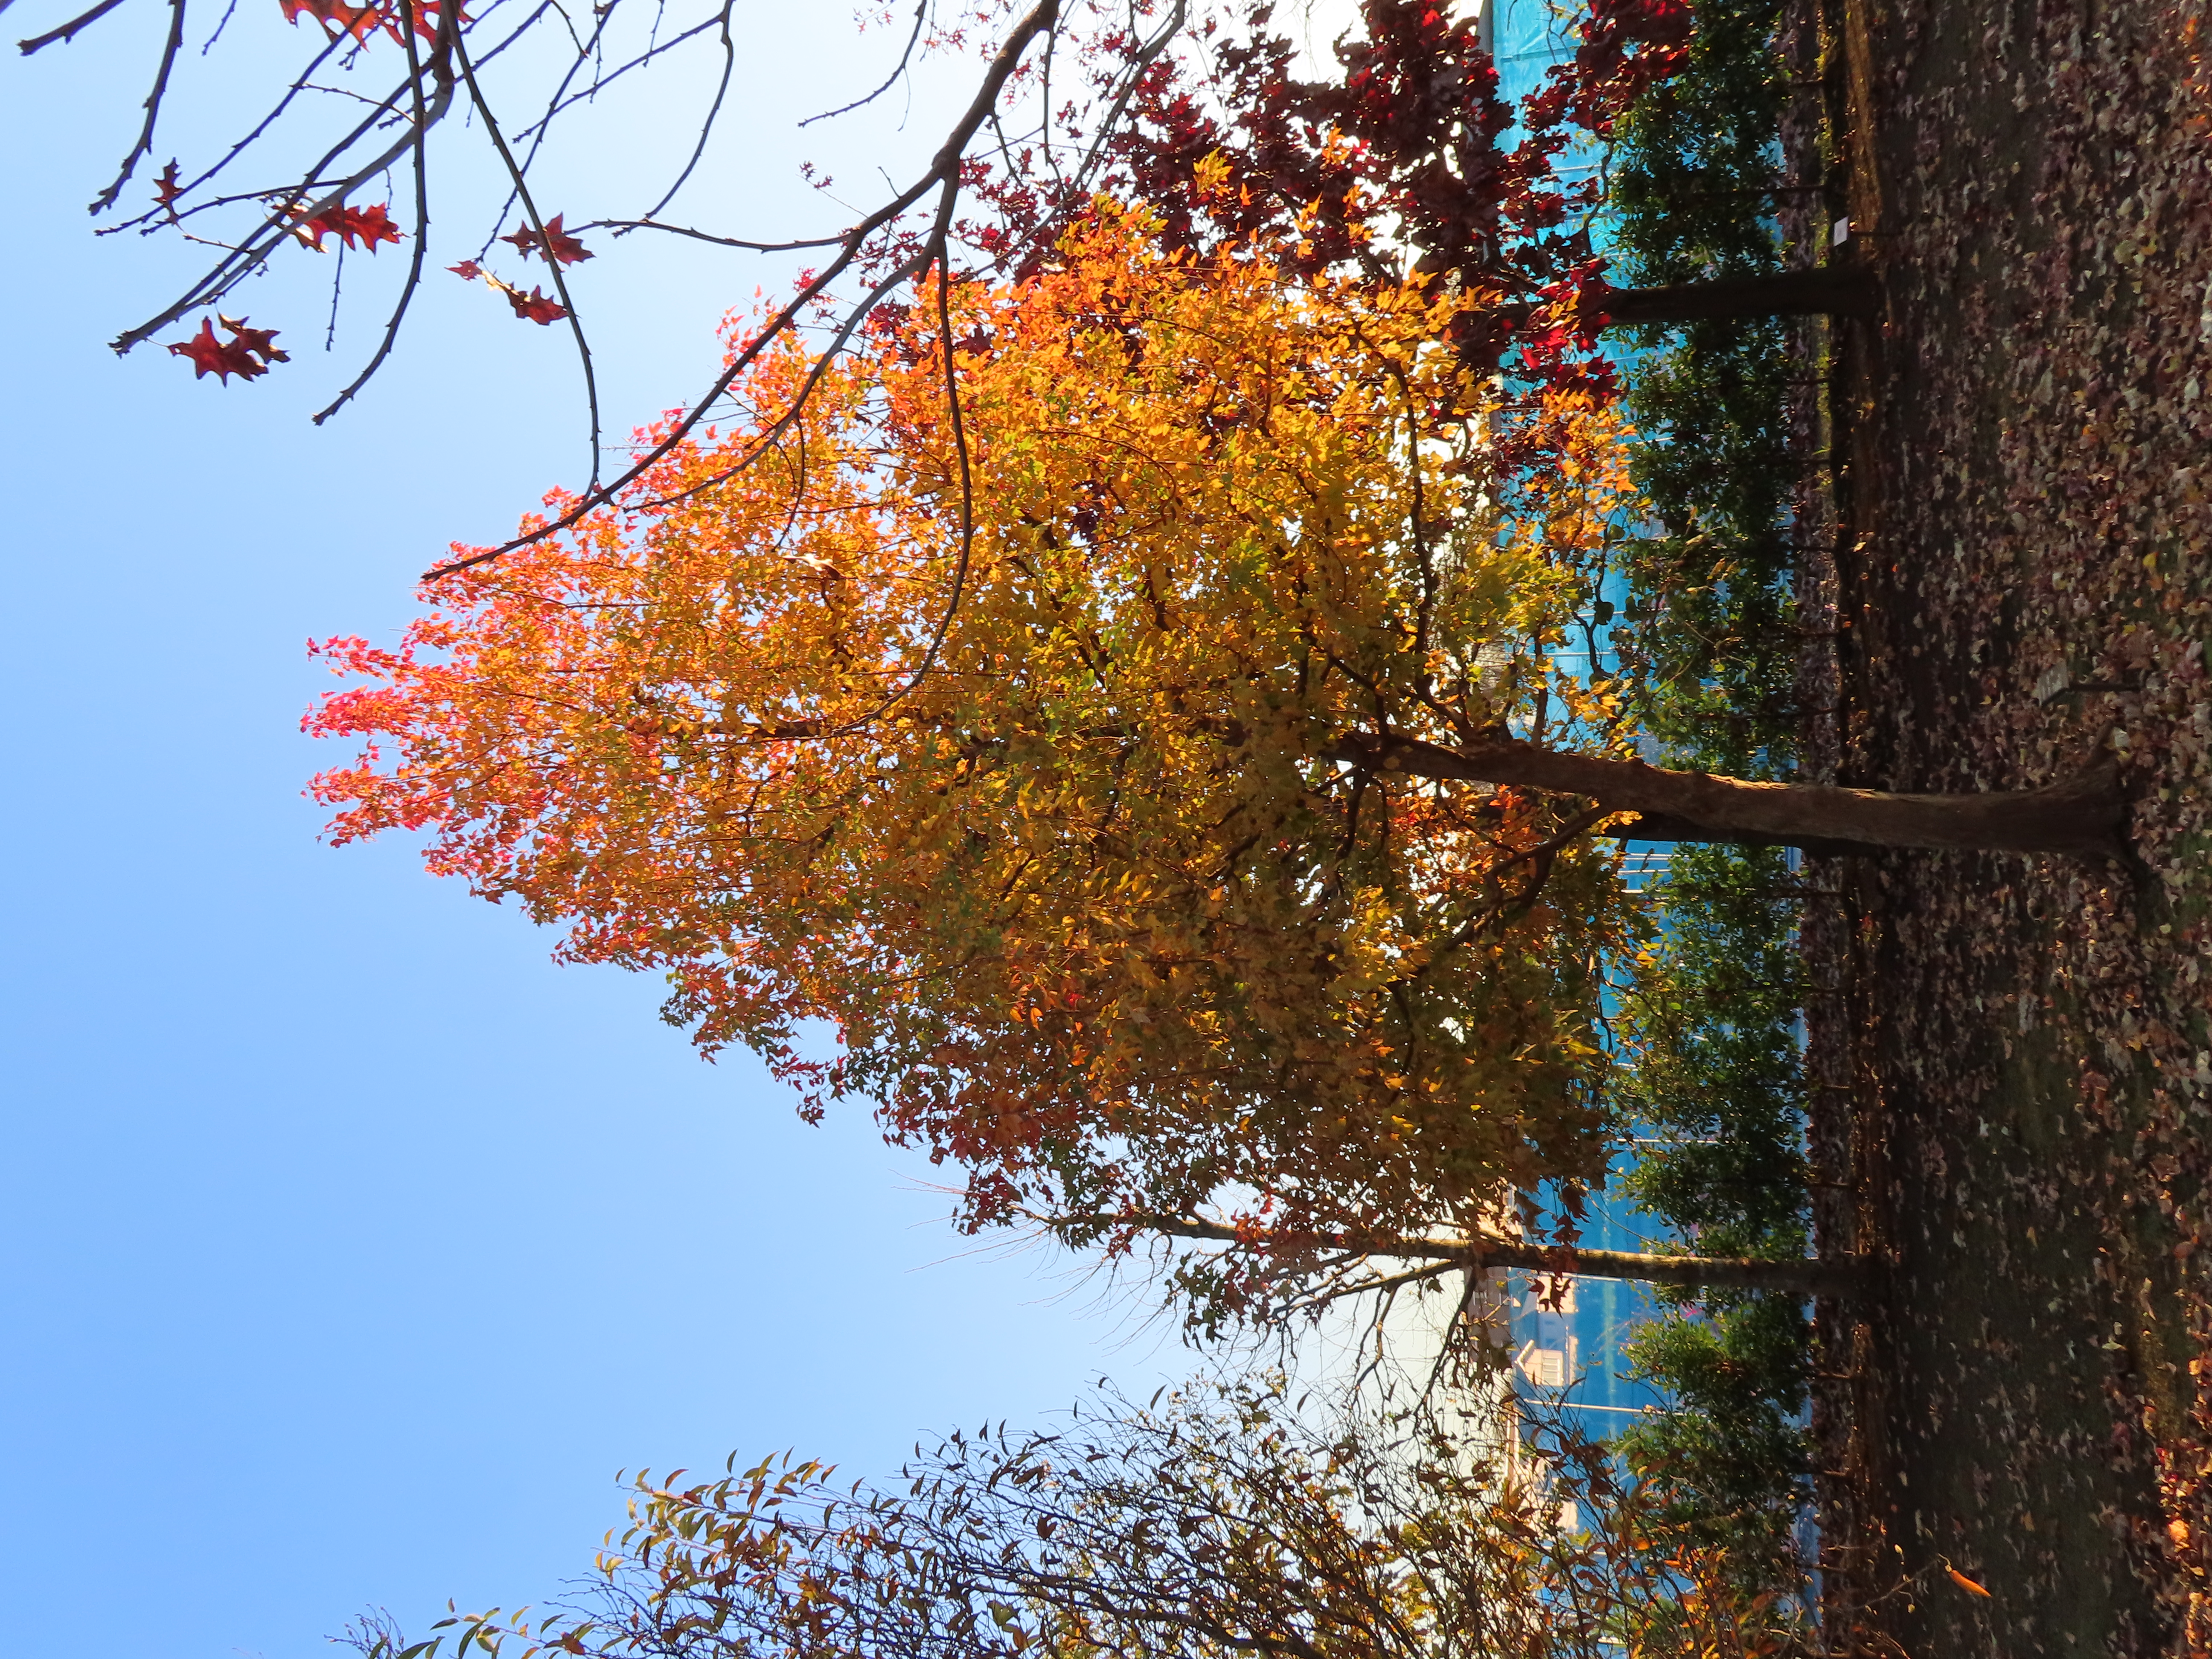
[1804,0,2212,1649]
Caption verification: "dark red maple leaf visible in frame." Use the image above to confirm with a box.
[277,0,381,42]
[217,314,289,367]
[505,285,568,325]
[167,315,285,382]
[300,201,403,251]
[501,213,593,267]
[386,0,464,41]
[153,160,184,217]
[448,259,484,282]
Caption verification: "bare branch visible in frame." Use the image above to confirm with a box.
[108,72,437,352]
[111,32,348,219]
[313,0,439,423]
[797,0,924,128]
[452,22,603,487]
[507,7,725,143]
[637,0,736,218]
[585,218,847,252]
[463,0,556,70]
[17,0,125,54]
[88,0,188,213]
[424,0,1068,580]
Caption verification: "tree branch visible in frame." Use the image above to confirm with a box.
[86,0,186,212]
[452,22,602,487]
[423,0,1069,580]
[797,0,924,128]
[108,73,444,353]
[17,0,124,54]
[635,0,736,218]
[312,0,439,424]
[1330,730,2128,856]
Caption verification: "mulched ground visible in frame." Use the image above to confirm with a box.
[1806,0,2212,1649]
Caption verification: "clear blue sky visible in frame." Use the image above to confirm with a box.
[0,11,1168,1654]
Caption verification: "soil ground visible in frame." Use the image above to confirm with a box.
[1807,0,2212,1650]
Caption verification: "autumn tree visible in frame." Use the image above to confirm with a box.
[338,1374,1811,1659]
[313,182,2099,1348]
[310,203,1646,1319]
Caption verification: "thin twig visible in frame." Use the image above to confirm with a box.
[87,0,188,213]
[109,74,436,351]
[452,23,602,486]
[425,0,1066,580]
[197,0,239,52]
[637,0,736,218]
[507,8,722,142]
[314,0,438,424]
[482,0,621,240]
[797,0,925,128]
[584,218,846,252]
[122,32,347,217]
[464,0,554,70]
[18,0,125,54]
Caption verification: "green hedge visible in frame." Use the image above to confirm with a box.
[1609,0,1799,779]
[1614,845,1810,1580]
[1600,0,1813,1590]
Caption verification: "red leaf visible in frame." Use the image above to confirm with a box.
[217,314,289,368]
[501,213,593,267]
[448,259,484,282]
[301,201,403,251]
[277,0,381,42]
[153,160,183,214]
[277,0,463,44]
[167,315,284,383]
[505,285,568,325]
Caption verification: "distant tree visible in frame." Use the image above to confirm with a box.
[335,1374,1813,1659]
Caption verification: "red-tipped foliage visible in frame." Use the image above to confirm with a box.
[501,213,594,267]
[167,314,288,382]
[504,285,568,325]
[960,1,1681,389]
[300,201,404,251]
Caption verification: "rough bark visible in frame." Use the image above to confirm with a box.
[1332,731,2126,856]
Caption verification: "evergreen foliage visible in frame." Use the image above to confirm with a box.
[1608,0,1798,777]
[1615,846,1810,1579]
[1601,0,1813,1585]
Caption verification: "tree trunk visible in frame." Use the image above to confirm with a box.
[1144,1215,1864,1301]
[1462,1240,1861,1300]
[1488,267,1877,333]
[1330,731,2126,857]
[1606,812,1860,858]
[1595,265,1878,326]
